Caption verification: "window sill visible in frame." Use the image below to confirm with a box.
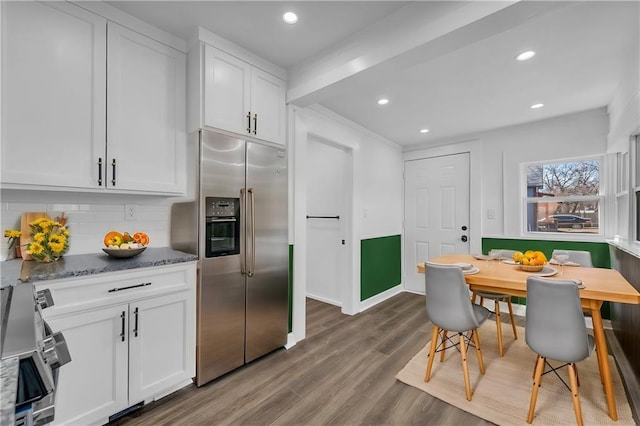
[606,239,640,260]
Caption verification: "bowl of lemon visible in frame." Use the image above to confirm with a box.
[512,250,547,272]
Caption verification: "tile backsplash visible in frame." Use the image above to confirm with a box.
[1,195,174,255]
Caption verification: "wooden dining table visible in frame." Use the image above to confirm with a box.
[417,254,640,421]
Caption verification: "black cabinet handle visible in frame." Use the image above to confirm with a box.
[120,311,126,342]
[246,111,252,133]
[98,158,103,186]
[253,113,257,134]
[108,282,152,293]
[133,307,139,337]
[111,159,116,186]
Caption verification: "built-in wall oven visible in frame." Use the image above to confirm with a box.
[204,197,240,258]
[0,284,71,426]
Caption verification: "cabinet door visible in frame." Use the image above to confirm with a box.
[1,1,106,189]
[203,44,251,135]
[46,305,129,426]
[128,291,195,404]
[250,68,286,145]
[107,23,186,194]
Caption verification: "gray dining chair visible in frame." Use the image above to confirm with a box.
[525,276,595,426]
[424,262,491,401]
[551,249,594,268]
[471,249,518,356]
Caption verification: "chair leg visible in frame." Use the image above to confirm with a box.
[527,355,545,423]
[494,300,504,357]
[425,325,440,382]
[532,355,540,379]
[471,329,485,374]
[507,298,518,339]
[439,330,448,362]
[568,363,584,426]
[459,332,473,401]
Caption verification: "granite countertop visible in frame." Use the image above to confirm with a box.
[0,247,198,288]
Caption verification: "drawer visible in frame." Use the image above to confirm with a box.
[35,263,196,316]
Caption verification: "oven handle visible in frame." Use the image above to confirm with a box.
[240,188,246,274]
[206,218,237,223]
[247,188,255,277]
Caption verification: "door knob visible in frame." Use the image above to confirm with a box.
[461,235,468,242]
[461,225,468,231]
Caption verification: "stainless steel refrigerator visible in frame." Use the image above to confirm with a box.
[171,129,288,386]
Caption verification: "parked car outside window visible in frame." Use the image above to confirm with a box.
[537,214,592,230]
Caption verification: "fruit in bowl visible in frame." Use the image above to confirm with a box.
[512,250,547,272]
[103,230,149,249]
[102,230,149,258]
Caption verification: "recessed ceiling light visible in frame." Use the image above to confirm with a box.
[282,12,298,24]
[420,129,429,133]
[516,50,536,61]
[377,98,389,105]
[530,103,544,109]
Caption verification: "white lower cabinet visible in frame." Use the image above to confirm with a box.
[38,263,196,425]
[128,292,195,404]
[45,305,129,425]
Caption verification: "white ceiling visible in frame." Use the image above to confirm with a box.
[104,1,639,147]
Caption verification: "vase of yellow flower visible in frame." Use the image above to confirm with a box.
[1,229,21,261]
[26,218,70,262]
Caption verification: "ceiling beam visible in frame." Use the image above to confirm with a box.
[287,1,573,108]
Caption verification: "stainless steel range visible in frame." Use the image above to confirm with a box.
[0,283,71,426]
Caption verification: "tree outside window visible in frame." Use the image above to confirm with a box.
[525,159,601,234]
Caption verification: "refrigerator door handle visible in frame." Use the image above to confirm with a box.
[247,187,256,277]
[240,188,247,274]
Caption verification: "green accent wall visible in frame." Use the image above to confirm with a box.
[361,235,402,301]
[288,244,293,333]
[482,238,611,318]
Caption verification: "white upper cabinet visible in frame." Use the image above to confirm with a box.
[250,67,286,145]
[1,1,106,189]
[203,45,251,136]
[107,23,186,193]
[202,44,286,145]
[1,2,186,195]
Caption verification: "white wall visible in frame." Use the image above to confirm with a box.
[291,105,402,342]
[0,190,174,255]
[406,108,609,241]
[605,4,639,244]
[606,2,640,154]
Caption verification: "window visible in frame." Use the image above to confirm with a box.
[524,158,602,235]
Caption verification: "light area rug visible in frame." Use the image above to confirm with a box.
[396,322,635,425]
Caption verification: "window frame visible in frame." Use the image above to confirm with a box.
[522,154,605,240]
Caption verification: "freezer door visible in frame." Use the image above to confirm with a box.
[196,131,246,385]
[245,142,288,362]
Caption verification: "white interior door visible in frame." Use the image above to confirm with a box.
[404,153,470,293]
[306,137,348,306]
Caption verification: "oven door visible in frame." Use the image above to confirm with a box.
[205,217,240,258]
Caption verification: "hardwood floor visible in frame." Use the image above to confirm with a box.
[111,293,493,425]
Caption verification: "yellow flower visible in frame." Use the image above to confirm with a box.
[33,232,46,243]
[47,235,65,253]
[30,218,47,227]
[4,229,21,239]
[27,242,44,255]
[61,228,70,237]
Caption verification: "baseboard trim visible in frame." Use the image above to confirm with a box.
[359,284,404,313]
